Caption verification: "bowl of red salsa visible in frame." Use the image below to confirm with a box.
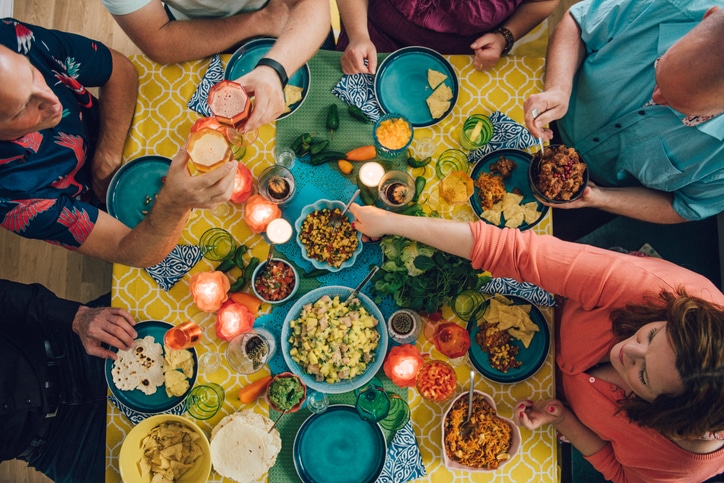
[252,258,299,305]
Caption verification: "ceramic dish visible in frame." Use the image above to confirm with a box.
[119,414,211,483]
[265,372,307,413]
[293,405,387,483]
[251,258,300,305]
[281,286,388,394]
[375,46,458,127]
[294,199,363,273]
[224,37,310,119]
[104,321,198,414]
[469,149,548,231]
[106,156,171,229]
[466,295,550,383]
[441,391,521,472]
[528,144,589,204]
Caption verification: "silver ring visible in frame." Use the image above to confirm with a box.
[532,108,540,118]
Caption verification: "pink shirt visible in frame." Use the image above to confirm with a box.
[468,222,724,483]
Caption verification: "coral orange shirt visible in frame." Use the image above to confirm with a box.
[468,221,724,483]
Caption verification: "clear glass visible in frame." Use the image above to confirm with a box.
[460,114,494,151]
[378,170,415,211]
[257,165,296,205]
[275,147,296,169]
[197,352,222,373]
[435,149,468,179]
[163,320,202,350]
[225,328,276,374]
[306,390,330,414]
[452,290,486,321]
[199,228,235,261]
[413,136,436,160]
[186,383,225,420]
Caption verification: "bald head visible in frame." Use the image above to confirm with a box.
[0,45,62,140]
[653,7,724,117]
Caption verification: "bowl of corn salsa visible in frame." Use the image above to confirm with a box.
[252,258,299,304]
[373,113,414,158]
[294,200,363,272]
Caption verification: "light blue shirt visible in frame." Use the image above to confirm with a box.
[559,0,724,221]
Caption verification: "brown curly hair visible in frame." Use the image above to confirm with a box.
[610,288,724,439]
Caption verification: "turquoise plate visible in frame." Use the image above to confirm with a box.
[467,295,550,383]
[224,37,310,119]
[106,156,171,229]
[469,149,548,231]
[374,46,458,127]
[104,321,198,415]
[293,405,387,483]
[281,286,387,394]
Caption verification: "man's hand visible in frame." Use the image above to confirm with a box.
[340,38,377,75]
[235,67,286,133]
[524,89,571,140]
[72,306,137,359]
[470,33,505,71]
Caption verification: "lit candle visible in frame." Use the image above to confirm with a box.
[244,194,282,234]
[189,270,230,312]
[358,162,385,187]
[383,344,425,388]
[215,300,254,341]
[230,162,254,204]
[266,218,292,244]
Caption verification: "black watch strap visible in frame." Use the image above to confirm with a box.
[256,57,288,89]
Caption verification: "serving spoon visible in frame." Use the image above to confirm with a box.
[460,370,476,438]
[531,108,545,157]
[344,265,379,305]
[330,189,361,228]
[268,408,288,433]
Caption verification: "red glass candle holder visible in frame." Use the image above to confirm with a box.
[189,270,230,312]
[383,344,424,387]
[432,322,471,359]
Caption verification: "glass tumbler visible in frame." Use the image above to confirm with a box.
[306,390,330,414]
[378,170,415,211]
[199,228,235,261]
[258,165,296,205]
[164,321,202,350]
[225,328,276,374]
[460,114,494,151]
[186,383,225,420]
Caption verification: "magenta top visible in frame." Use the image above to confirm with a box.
[336,0,525,54]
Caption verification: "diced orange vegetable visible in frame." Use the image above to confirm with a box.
[337,159,354,174]
[375,118,412,150]
[345,145,377,161]
[238,375,272,403]
[230,291,263,314]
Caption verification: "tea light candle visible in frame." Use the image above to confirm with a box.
[244,194,282,234]
[383,344,424,387]
[358,162,385,187]
[189,271,230,312]
[266,218,292,244]
[215,300,254,341]
[230,162,254,204]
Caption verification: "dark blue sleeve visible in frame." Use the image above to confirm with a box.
[0,279,81,330]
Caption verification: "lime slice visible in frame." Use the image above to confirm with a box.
[470,121,483,143]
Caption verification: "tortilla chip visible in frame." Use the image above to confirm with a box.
[428,69,448,89]
[504,212,525,228]
[481,208,501,225]
[429,83,453,102]
[426,97,450,119]
[509,328,535,348]
[164,369,190,397]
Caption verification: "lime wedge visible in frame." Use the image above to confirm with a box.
[470,121,483,143]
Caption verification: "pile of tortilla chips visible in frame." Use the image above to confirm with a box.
[139,421,204,482]
[482,192,541,229]
[482,294,539,348]
[426,69,452,119]
[164,346,194,397]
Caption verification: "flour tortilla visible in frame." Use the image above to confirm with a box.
[111,335,165,395]
[210,410,281,483]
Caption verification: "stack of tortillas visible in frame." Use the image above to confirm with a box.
[210,409,282,482]
[111,335,165,395]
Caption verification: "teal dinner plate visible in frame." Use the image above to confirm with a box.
[106,156,171,229]
[469,149,548,231]
[467,295,550,383]
[374,46,458,127]
[104,321,198,415]
[224,37,310,119]
[293,405,387,483]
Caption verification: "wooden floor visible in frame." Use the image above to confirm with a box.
[0,0,578,481]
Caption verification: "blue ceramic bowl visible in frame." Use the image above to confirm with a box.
[294,200,363,273]
[251,258,299,305]
[281,286,388,394]
[372,113,414,158]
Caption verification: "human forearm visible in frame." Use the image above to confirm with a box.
[543,11,585,96]
[577,185,687,223]
[337,0,370,43]
[553,407,608,456]
[500,0,560,41]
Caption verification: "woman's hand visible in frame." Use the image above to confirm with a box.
[470,33,505,71]
[514,399,567,430]
[340,38,377,75]
[349,203,393,239]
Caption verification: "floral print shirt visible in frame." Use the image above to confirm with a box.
[0,19,113,248]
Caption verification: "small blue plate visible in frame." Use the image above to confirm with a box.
[467,295,550,384]
[106,156,171,229]
[281,286,387,394]
[104,321,198,415]
[293,405,387,483]
[374,46,458,127]
[224,37,310,119]
[469,149,548,231]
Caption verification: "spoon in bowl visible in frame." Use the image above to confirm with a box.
[460,369,476,438]
[344,265,379,305]
[531,108,545,157]
[331,189,361,228]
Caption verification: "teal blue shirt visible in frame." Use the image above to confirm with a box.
[559,0,724,221]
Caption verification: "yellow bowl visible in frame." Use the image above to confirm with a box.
[119,414,211,483]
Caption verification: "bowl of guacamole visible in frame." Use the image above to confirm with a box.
[266,372,307,412]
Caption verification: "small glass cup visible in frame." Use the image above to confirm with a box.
[186,383,225,420]
[452,290,486,321]
[197,352,222,373]
[387,309,423,345]
[306,390,330,414]
[164,321,202,350]
[275,147,296,169]
[378,170,415,211]
[258,165,296,205]
[225,328,277,374]
[413,136,436,160]
[378,394,410,433]
[436,149,468,179]
[199,228,236,261]
[355,385,391,423]
[460,114,494,151]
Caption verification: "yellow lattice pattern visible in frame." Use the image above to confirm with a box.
[106,53,557,483]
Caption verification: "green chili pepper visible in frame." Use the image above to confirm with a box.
[303,268,330,278]
[310,150,347,166]
[326,104,339,139]
[310,139,330,155]
[412,176,426,202]
[348,105,372,123]
[228,276,247,293]
[244,257,260,280]
[408,155,432,168]
[233,245,248,269]
[216,256,236,273]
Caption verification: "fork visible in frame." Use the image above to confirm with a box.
[531,108,545,157]
[330,189,361,228]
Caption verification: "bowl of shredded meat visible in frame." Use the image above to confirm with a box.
[442,390,520,472]
[529,144,588,204]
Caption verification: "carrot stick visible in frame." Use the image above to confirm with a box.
[238,375,272,404]
[345,145,377,161]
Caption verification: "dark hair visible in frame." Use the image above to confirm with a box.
[610,288,724,439]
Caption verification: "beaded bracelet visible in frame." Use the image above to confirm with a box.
[256,57,288,89]
[494,27,515,56]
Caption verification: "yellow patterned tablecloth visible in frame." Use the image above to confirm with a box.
[107,52,556,483]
